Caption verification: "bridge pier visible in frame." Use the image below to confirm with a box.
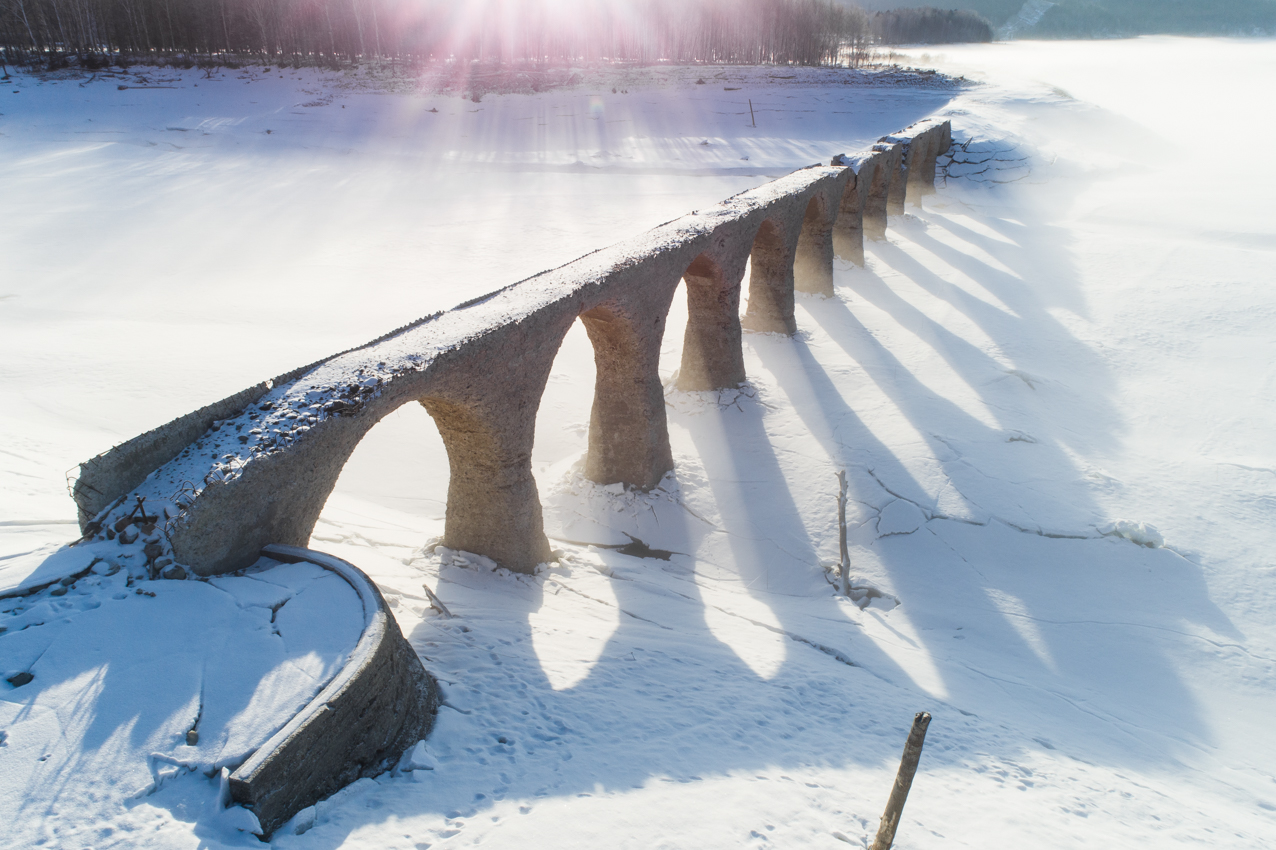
[885,142,908,217]
[422,393,552,572]
[794,194,836,297]
[677,251,748,392]
[831,165,867,267]
[741,218,801,335]
[905,133,935,206]
[582,280,680,491]
[419,311,576,573]
[905,122,951,204]
[865,143,902,240]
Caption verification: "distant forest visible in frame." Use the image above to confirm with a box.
[1025,0,1276,38]
[857,0,1276,37]
[0,0,992,67]
[871,8,994,43]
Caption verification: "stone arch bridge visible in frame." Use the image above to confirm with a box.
[72,119,952,578]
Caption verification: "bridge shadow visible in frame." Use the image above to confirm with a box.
[318,532,938,848]
[283,167,1253,844]
[292,199,1240,847]
[798,185,1237,744]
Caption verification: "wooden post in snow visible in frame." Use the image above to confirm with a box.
[422,583,453,619]
[870,712,932,850]
[836,470,850,596]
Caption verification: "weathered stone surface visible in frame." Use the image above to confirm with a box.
[676,246,749,392]
[904,132,936,203]
[741,215,801,334]
[828,151,882,265]
[582,283,680,490]
[865,142,903,239]
[884,140,909,217]
[881,118,952,211]
[70,359,337,528]
[794,176,847,297]
[228,545,440,839]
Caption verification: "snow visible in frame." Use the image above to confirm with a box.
[0,556,361,848]
[0,540,115,597]
[1098,519,1165,548]
[3,37,1276,849]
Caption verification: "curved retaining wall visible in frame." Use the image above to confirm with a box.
[72,118,952,578]
[228,544,441,838]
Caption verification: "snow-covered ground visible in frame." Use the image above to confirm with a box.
[3,37,1275,848]
[0,553,362,847]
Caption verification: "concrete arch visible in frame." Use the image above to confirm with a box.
[72,124,951,579]
[677,250,749,393]
[415,309,578,570]
[741,217,799,335]
[884,142,909,217]
[580,283,680,491]
[794,191,838,297]
[832,160,869,266]
[904,132,937,205]
[864,143,902,240]
[159,309,577,576]
[879,120,949,214]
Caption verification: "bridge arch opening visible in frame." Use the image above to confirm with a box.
[741,217,797,335]
[316,317,578,575]
[530,317,597,508]
[316,401,451,550]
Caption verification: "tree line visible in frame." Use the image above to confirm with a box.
[1024,0,1276,38]
[870,8,992,44]
[0,0,990,68]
